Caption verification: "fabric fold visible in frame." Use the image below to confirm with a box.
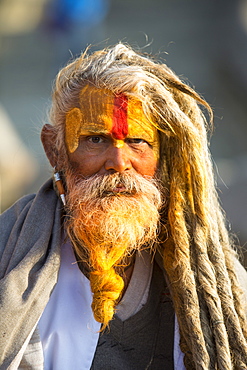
[0,179,62,368]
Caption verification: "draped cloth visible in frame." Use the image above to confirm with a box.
[0,179,62,368]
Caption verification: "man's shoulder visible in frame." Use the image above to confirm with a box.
[0,193,37,265]
[0,193,36,226]
[0,178,55,222]
[6,193,36,212]
[0,178,57,245]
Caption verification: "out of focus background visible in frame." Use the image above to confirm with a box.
[0,0,247,248]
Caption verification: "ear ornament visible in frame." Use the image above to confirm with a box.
[53,168,66,206]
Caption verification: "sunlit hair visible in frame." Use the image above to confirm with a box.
[65,171,162,330]
[48,43,247,367]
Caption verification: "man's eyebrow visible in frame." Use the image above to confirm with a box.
[79,129,109,135]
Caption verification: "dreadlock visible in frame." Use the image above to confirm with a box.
[49,43,247,368]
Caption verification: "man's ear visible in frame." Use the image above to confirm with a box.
[41,124,58,168]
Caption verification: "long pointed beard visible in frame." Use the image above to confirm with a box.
[65,171,163,328]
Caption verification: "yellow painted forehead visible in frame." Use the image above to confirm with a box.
[65,85,159,155]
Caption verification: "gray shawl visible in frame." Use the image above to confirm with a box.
[0,179,62,368]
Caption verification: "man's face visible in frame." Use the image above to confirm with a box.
[65,85,159,181]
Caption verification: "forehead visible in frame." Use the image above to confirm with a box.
[79,85,155,138]
[79,86,128,138]
[65,85,158,153]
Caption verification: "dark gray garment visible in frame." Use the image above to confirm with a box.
[91,262,175,370]
[0,179,62,368]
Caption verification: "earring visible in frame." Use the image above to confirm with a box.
[53,168,66,206]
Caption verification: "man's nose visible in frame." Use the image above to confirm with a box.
[104,146,132,173]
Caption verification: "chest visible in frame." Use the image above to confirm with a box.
[91,263,175,370]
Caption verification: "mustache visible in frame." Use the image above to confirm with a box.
[68,172,163,200]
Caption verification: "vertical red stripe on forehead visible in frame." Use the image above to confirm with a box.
[111,94,128,139]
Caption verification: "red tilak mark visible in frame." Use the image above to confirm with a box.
[111,94,128,139]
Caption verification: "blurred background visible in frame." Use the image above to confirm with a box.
[0,0,247,251]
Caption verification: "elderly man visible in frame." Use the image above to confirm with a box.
[1,43,247,369]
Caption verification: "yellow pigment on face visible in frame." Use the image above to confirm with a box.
[65,85,159,157]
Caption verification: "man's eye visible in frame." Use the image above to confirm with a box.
[88,136,103,144]
[127,138,147,144]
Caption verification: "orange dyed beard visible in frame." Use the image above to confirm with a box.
[65,170,162,329]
